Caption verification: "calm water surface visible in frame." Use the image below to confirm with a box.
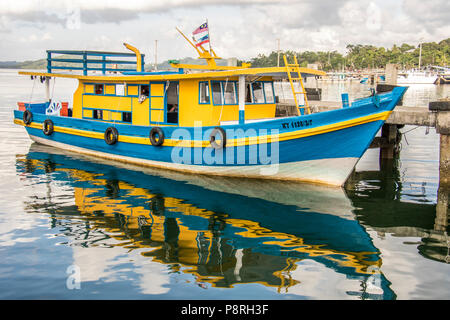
[0,70,448,299]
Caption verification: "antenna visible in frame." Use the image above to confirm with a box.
[206,18,212,55]
[154,40,158,71]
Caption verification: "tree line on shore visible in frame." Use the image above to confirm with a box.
[242,38,450,71]
[3,38,448,72]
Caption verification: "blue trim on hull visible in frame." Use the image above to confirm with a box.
[22,119,383,166]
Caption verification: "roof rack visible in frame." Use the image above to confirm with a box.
[46,46,145,76]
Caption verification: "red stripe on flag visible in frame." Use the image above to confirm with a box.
[195,39,210,47]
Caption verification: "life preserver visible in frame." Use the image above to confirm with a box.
[42,119,54,136]
[210,127,226,149]
[149,127,164,146]
[23,110,33,125]
[104,127,119,145]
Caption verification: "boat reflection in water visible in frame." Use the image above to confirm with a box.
[16,143,395,299]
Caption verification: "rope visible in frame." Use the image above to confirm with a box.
[399,125,421,146]
[400,126,419,134]
[28,76,36,106]
[50,77,56,102]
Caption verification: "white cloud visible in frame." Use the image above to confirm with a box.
[0,0,448,62]
[366,2,382,31]
[18,32,53,43]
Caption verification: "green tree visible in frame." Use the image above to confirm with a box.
[241,38,450,70]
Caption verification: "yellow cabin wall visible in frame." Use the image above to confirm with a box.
[178,78,276,127]
[178,79,212,127]
[72,81,84,119]
[132,96,150,125]
[104,84,116,95]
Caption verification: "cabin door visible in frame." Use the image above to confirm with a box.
[165,82,179,124]
[149,82,165,124]
[147,81,179,125]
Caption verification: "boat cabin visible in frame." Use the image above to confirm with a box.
[72,75,278,127]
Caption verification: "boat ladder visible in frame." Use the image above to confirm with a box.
[283,55,310,115]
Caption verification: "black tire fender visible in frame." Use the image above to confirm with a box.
[42,119,54,136]
[104,127,119,145]
[23,110,33,125]
[209,127,226,149]
[149,127,164,146]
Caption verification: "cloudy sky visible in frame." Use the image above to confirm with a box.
[0,0,449,63]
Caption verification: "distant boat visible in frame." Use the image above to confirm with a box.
[431,66,450,84]
[397,70,438,84]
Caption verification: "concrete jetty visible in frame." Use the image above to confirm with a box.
[276,97,449,230]
[276,63,448,229]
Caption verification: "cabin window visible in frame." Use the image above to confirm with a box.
[122,112,132,123]
[239,81,275,104]
[140,85,149,97]
[211,81,238,105]
[223,82,237,104]
[94,84,104,95]
[212,82,222,105]
[166,82,179,124]
[93,109,103,120]
[245,83,253,103]
[264,82,275,103]
[199,82,210,104]
[116,84,125,96]
[252,82,264,103]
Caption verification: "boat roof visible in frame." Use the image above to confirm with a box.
[19,66,326,82]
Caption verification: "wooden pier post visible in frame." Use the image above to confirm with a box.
[380,124,401,160]
[439,134,450,186]
[430,100,450,231]
[430,99,450,186]
[435,186,449,232]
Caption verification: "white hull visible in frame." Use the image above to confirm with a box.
[397,74,437,84]
[30,135,359,187]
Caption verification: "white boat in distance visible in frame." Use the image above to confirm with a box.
[397,70,438,84]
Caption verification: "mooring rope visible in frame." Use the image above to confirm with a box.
[50,77,56,102]
[28,76,37,105]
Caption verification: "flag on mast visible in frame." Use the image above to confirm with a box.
[192,21,213,53]
[192,22,208,35]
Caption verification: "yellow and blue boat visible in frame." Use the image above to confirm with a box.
[13,32,407,187]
